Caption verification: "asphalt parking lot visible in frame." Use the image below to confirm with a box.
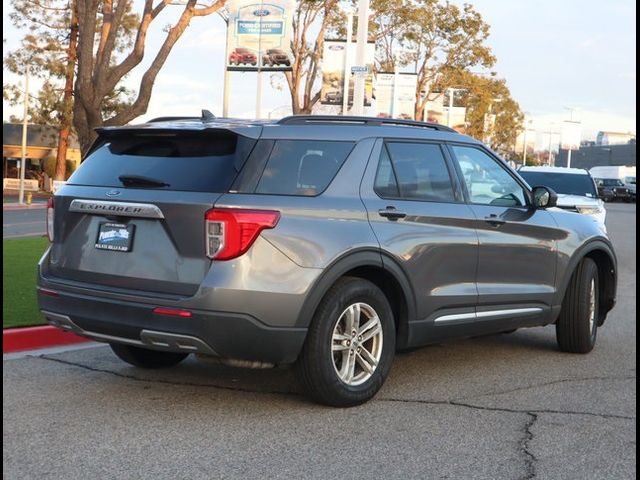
[3,206,47,239]
[3,203,636,479]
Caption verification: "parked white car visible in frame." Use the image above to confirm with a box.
[518,166,606,231]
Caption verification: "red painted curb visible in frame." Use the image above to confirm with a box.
[3,325,93,353]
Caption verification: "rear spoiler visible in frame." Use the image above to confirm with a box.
[87,125,261,172]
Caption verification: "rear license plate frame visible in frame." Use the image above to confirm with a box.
[95,222,135,252]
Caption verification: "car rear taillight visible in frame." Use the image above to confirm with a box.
[205,208,280,260]
[46,198,54,242]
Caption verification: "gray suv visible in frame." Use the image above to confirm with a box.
[38,115,617,406]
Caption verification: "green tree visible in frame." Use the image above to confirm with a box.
[457,72,524,156]
[73,0,227,154]
[371,0,495,121]
[4,0,78,180]
[286,0,340,114]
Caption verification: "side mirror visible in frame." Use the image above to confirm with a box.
[532,186,558,209]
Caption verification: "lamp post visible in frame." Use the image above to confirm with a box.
[18,66,30,205]
[522,115,532,166]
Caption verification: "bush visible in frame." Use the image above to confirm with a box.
[41,157,77,180]
[65,160,76,180]
[42,156,57,178]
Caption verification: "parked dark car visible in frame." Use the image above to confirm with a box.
[39,115,617,407]
[323,89,370,106]
[594,178,632,202]
[262,48,290,67]
[229,47,257,66]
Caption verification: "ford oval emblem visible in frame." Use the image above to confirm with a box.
[106,190,121,197]
[253,9,270,16]
[329,45,344,51]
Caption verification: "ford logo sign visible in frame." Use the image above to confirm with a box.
[253,9,270,16]
[106,190,121,197]
[329,45,344,51]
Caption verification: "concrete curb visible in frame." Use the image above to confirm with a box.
[3,325,93,353]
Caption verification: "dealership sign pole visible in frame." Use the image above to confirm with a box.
[225,0,294,118]
[352,0,370,115]
[342,12,353,115]
[255,0,263,118]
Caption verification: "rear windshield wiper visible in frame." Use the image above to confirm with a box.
[118,174,169,188]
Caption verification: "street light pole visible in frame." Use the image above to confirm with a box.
[342,12,353,115]
[546,125,555,166]
[352,0,370,116]
[19,66,29,205]
[523,125,528,166]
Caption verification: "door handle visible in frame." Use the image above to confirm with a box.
[378,206,407,221]
[484,214,506,226]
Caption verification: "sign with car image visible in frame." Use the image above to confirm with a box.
[320,40,375,107]
[375,72,418,119]
[225,0,294,71]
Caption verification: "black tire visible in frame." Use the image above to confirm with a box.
[296,277,396,407]
[556,258,599,353]
[110,343,189,369]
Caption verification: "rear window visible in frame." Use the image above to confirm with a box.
[68,132,244,192]
[255,140,353,196]
[519,171,598,197]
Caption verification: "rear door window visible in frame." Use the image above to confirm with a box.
[68,132,248,193]
[375,142,456,202]
[255,140,353,196]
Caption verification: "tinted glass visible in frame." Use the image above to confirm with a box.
[518,171,597,197]
[374,147,400,198]
[452,145,527,207]
[384,143,455,202]
[69,133,241,192]
[256,140,353,196]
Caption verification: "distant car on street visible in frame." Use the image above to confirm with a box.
[229,47,257,66]
[624,176,636,201]
[518,166,606,230]
[594,178,632,203]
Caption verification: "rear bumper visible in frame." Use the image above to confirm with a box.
[37,288,307,364]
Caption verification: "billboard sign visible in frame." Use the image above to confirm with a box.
[320,40,374,107]
[226,0,294,71]
[561,120,581,150]
[375,72,418,119]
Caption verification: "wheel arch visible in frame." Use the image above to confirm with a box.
[296,249,416,349]
[558,239,617,325]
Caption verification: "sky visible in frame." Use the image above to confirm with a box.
[2,0,636,143]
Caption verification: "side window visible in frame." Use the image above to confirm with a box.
[451,145,528,207]
[256,140,353,196]
[373,147,400,198]
[376,142,456,202]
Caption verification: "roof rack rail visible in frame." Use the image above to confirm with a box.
[277,115,457,132]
